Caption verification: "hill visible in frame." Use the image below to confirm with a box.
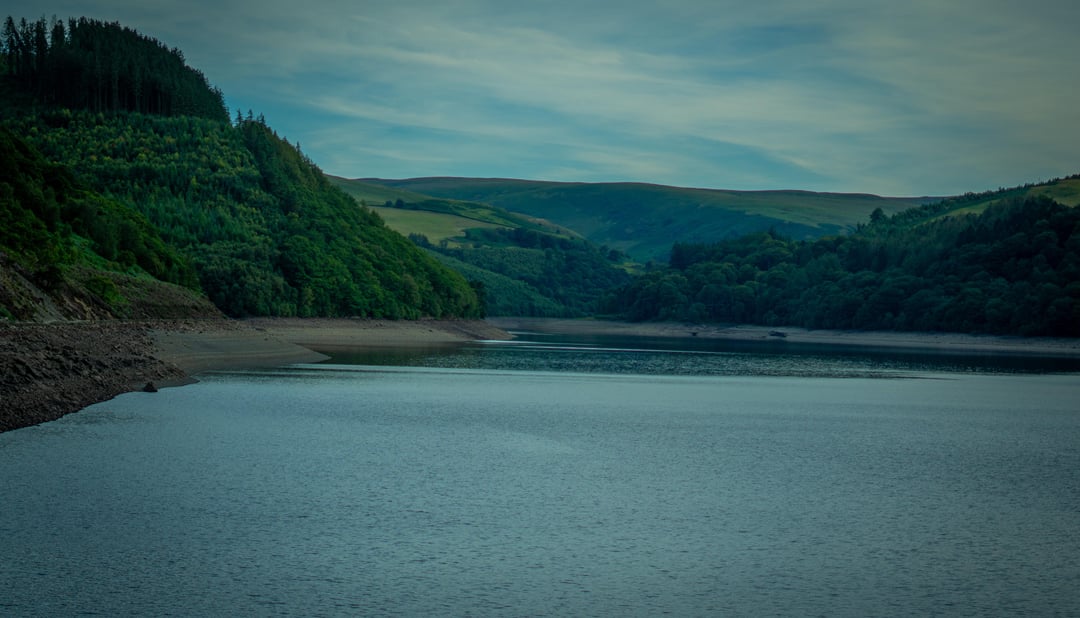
[601,183,1080,337]
[1,16,482,320]
[366,177,929,262]
[327,175,580,239]
[329,176,631,317]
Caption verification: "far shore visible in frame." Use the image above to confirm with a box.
[489,317,1080,358]
[4,315,1080,434]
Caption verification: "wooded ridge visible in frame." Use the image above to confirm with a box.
[1,16,482,321]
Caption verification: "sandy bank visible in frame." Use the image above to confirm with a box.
[242,317,511,348]
[489,317,1080,357]
[2,318,510,433]
[151,318,510,374]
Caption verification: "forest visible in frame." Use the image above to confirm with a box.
[1,16,227,121]
[410,225,631,316]
[601,190,1080,336]
[1,16,482,320]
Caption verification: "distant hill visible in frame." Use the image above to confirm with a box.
[365,177,930,262]
[911,177,1080,220]
[326,175,579,239]
[328,176,631,317]
[601,180,1080,337]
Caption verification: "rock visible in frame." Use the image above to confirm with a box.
[143,381,158,393]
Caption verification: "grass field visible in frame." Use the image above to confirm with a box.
[1030,177,1080,206]
[330,174,580,240]
[927,177,1080,221]
[371,207,508,244]
[326,175,435,206]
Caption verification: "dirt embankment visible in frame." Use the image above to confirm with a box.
[0,321,187,432]
[1,318,511,433]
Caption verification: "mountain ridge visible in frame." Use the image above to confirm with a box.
[362,176,930,262]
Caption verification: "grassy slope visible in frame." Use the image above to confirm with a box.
[370,206,507,244]
[367,177,929,262]
[329,175,580,241]
[915,177,1080,222]
[1035,177,1080,206]
[326,175,440,206]
[329,176,631,317]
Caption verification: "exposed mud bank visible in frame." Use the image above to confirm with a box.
[1,318,510,433]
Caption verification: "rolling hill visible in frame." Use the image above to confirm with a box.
[364,177,931,262]
[328,176,632,317]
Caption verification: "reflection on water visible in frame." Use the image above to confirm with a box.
[316,331,1080,377]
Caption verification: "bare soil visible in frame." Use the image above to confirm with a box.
[1,318,511,433]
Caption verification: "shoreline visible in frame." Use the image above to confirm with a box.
[4,316,1079,433]
[488,317,1080,358]
[1,318,511,433]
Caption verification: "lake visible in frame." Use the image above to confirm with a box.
[2,334,1079,616]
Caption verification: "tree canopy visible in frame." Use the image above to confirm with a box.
[2,16,227,121]
[602,192,1080,337]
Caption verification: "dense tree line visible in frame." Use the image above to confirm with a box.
[8,109,482,318]
[2,16,227,121]
[416,226,631,316]
[602,194,1080,336]
[0,126,202,318]
[424,249,566,317]
[0,126,196,284]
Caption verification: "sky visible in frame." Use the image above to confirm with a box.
[8,1,1080,196]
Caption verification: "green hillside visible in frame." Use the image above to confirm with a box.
[0,126,218,320]
[329,175,631,317]
[2,16,482,320]
[367,177,929,262]
[328,175,578,239]
[602,186,1080,336]
[916,177,1080,220]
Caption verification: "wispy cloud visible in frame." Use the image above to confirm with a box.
[5,0,1079,194]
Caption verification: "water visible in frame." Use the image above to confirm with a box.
[2,335,1079,616]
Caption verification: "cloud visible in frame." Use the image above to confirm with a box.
[3,0,1078,194]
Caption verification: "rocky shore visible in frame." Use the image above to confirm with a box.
[0,318,511,433]
[0,321,188,432]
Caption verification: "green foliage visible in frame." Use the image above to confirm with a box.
[603,195,1080,337]
[0,125,69,269]
[0,126,209,319]
[429,226,632,317]
[2,17,481,320]
[371,177,927,262]
[334,176,632,316]
[0,125,196,284]
[426,250,566,317]
[6,109,482,318]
